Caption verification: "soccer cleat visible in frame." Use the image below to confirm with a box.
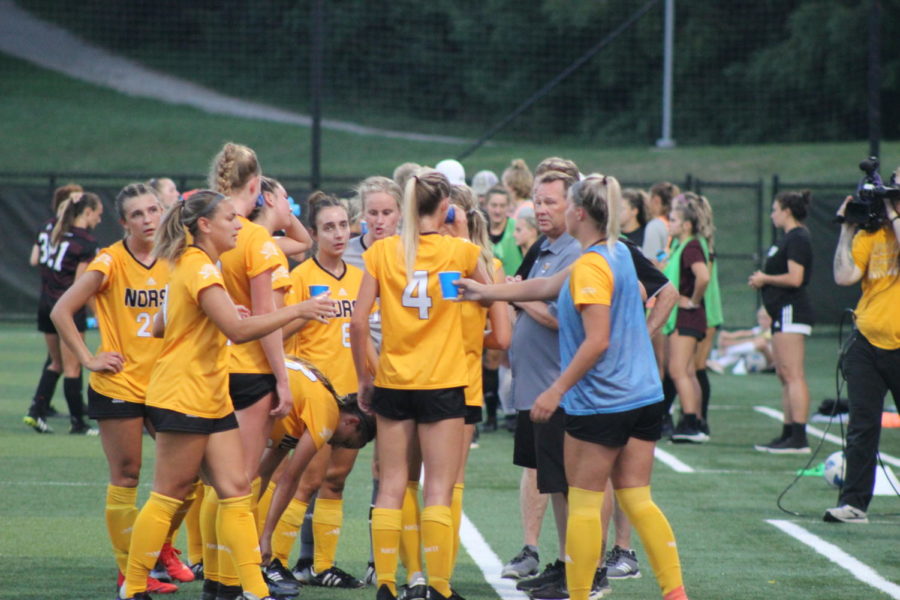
[263,561,300,597]
[240,594,280,600]
[69,421,99,436]
[158,542,194,582]
[308,565,365,588]
[660,412,675,439]
[376,584,398,600]
[149,565,171,583]
[757,436,811,454]
[501,545,540,580]
[590,567,612,599]
[823,504,869,524]
[470,426,480,449]
[121,594,154,600]
[117,571,177,596]
[200,579,218,600]
[516,559,565,592]
[24,415,53,433]
[604,545,641,579]
[364,561,377,586]
[426,586,451,600]
[190,561,205,580]
[214,583,243,600]
[398,576,427,600]
[754,435,787,452]
[264,558,300,587]
[449,588,467,600]
[291,557,313,583]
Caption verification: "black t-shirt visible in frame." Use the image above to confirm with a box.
[622,237,669,298]
[622,225,646,251]
[37,225,98,306]
[761,226,812,309]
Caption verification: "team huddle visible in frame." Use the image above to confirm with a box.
[23,144,727,600]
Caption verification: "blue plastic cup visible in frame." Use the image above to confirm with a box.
[438,271,462,299]
[309,284,329,297]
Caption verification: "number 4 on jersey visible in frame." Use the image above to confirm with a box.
[401,270,433,319]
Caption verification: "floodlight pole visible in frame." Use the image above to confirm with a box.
[867,0,881,158]
[656,0,675,149]
[310,0,324,190]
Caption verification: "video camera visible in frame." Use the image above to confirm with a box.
[844,157,900,231]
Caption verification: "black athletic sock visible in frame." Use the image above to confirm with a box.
[299,492,317,560]
[780,423,792,441]
[63,377,85,425]
[30,357,61,418]
[697,369,710,422]
[483,367,499,422]
[791,422,808,444]
[662,374,677,414]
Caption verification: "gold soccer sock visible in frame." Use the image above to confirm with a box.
[272,498,307,565]
[566,487,604,600]
[216,496,245,587]
[106,484,138,574]
[124,491,180,597]
[399,482,423,581]
[256,481,276,537]
[421,504,453,598]
[217,493,268,599]
[449,483,465,576]
[199,486,220,583]
[615,486,684,597]
[185,480,205,565]
[312,498,343,573]
[165,483,198,545]
[371,507,402,595]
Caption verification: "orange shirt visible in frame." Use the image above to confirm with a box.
[218,216,287,374]
[146,247,231,418]
[363,234,480,389]
[85,241,168,403]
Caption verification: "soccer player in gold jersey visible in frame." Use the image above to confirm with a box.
[350,170,492,600]
[119,190,335,600]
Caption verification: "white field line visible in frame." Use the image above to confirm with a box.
[459,513,530,600]
[767,519,900,599]
[0,0,471,145]
[754,405,900,468]
[654,446,695,473]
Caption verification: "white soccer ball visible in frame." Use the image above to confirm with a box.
[743,352,768,373]
[824,451,846,488]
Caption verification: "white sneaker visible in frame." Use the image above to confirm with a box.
[823,504,868,524]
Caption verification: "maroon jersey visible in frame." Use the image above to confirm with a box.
[36,223,98,306]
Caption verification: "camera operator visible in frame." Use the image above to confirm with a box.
[826,192,900,523]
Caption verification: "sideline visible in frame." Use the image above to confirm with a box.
[654,447,695,473]
[459,513,530,600]
[0,0,471,145]
[767,519,900,599]
[753,405,900,468]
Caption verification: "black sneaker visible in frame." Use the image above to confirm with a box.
[754,435,787,452]
[215,583,243,600]
[516,559,565,592]
[756,436,811,454]
[590,567,612,598]
[190,562,205,581]
[528,577,568,600]
[308,565,365,588]
[398,576,427,600]
[670,417,708,444]
[376,584,397,600]
[364,561,376,586]
[69,421,99,436]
